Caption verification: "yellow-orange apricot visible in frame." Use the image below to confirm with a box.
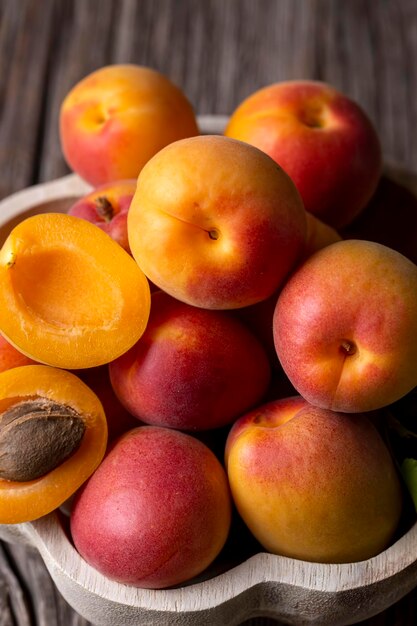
[128,135,306,309]
[60,64,199,186]
[0,213,151,369]
[0,364,108,523]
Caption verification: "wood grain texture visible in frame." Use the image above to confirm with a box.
[0,1,416,624]
[0,0,417,198]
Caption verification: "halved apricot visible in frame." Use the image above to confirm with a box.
[0,213,151,369]
[0,364,108,523]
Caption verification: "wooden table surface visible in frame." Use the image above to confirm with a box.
[0,1,417,625]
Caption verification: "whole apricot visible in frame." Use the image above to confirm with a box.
[128,135,307,309]
[226,80,382,228]
[109,291,271,430]
[70,426,232,588]
[60,64,199,186]
[225,396,403,563]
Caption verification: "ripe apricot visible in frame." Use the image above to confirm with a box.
[60,64,199,186]
[109,291,271,431]
[70,426,232,588]
[0,365,108,523]
[0,213,151,369]
[128,135,306,309]
[225,80,382,229]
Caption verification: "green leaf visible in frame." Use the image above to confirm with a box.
[401,458,417,511]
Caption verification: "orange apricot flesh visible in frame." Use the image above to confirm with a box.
[0,213,150,369]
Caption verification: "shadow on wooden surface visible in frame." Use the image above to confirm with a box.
[343,173,417,266]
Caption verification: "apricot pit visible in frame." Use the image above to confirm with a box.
[0,398,85,482]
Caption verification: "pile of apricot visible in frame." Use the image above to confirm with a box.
[0,64,416,590]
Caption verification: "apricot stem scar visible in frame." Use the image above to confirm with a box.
[208,228,219,240]
[95,196,114,222]
[340,339,357,356]
[299,106,324,129]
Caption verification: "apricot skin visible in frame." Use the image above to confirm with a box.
[303,212,342,258]
[76,366,140,444]
[236,214,341,364]
[128,135,307,310]
[0,335,36,373]
[68,179,136,253]
[70,426,232,588]
[109,291,271,431]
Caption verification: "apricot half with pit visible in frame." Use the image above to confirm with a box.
[0,213,151,369]
[0,364,108,524]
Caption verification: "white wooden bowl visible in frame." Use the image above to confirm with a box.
[0,116,416,626]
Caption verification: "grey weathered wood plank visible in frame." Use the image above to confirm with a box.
[0,0,57,198]
[1,0,417,198]
[0,542,32,626]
